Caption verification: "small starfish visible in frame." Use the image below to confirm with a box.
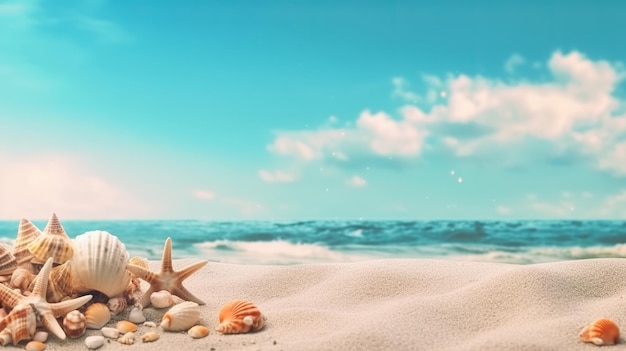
[0,257,92,344]
[127,237,208,308]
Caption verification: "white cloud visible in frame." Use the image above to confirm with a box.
[349,175,367,187]
[504,53,525,73]
[192,189,216,200]
[0,153,148,219]
[496,206,511,215]
[392,77,420,103]
[258,169,295,183]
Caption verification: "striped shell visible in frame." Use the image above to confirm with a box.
[62,310,86,339]
[27,213,73,264]
[70,230,130,297]
[84,303,111,329]
[12,218,41,265]
[216,299,264,334]
[0,303,37,345]
[580,318,620,345]
[160,301,200,332]
[0,245,17,276]
[129,256,149,269]
[10,268,35,291]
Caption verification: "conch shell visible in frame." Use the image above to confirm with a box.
[216,299,264,334]
[12,218,41,268]
[27,213,74,264]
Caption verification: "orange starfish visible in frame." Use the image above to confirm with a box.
[127,237,208,307]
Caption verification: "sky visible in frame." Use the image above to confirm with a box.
[0,0,625,220]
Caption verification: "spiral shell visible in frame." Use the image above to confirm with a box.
[150,290,174,309]
[0,303,37,345]
[160,301,200,332]
[580,318,620,345]
[71,230,130,297]
[10,267,34,292]
[27,213,73,264]
[12,218,41,266]
[117,331,135,345]
[0,245,17,276]
[84,303,111,329]
[107,296,128,315]
[216,299,264,334]
[141,331,160,343]
[62,310,86,339]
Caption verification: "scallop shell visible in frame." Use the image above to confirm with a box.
[0,245,17,276]
[12,218,41,266]
[0,303,37,345]
[70,230,130,297]
[25,340,46,351]
[84,302,111,329]
[160,301,200,332]
[62,310,86,339]
[116,320,138,334]
[27,213,74,264]
[141,331,160,343]
[117,331,135,345]
[150,290,174,309]
[41,261,85,302]
[580,318,620,345]
[188,325,209,339]
[216,299,264,334]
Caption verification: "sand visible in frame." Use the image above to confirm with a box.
[39,258,626,350]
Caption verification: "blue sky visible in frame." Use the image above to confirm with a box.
[1,0,625,220]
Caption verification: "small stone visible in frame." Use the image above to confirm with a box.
[85,335,105,349]
[101,327,120,339]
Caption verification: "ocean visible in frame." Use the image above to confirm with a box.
[0,220,625,265]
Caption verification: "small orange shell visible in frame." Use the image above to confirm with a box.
[84,302,111,329]
[216,299,264,334]
[116,320,138,334]
[25,340,46,351]
[188,325,209,339]
[580,318,620,346]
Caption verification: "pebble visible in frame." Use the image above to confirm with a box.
[85,335,105,349]
[25,341,46,351]
[128,307,146,323]
[101,327,120,339]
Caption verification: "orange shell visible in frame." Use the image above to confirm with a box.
[216,299,264,334]
[580,318,620,346]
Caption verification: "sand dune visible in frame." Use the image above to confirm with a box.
[43,258,626,350]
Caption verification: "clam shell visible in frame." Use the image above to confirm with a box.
[150,290,174,309]
[84,302,111,329]
[101,327,119,339]
[116,320,138,334]
[141,331,160,343]
[71,230,130,297]
[580,318,620,345]
[12,218,41,265]
[160,301,200,332]
[188,325,209,339]
[0,303,37,345]
[216,299,264,334]
[25,340,46,351]
[27,213,73,264]
[0,245,17,276]
[62,310,86,339]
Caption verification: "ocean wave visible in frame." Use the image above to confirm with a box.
[447,244,626,264]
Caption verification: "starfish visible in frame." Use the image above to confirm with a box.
[127,237,208,308]
[0,257,92,344]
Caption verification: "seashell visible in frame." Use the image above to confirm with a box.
[129,256,149,269]
[62,310,86,339]
[150,290,174,309]
[10,267,35,291]
[128,306,146,323]
[84,302,111,329]
[71,230,130,298]
[0,330,11,346]
[27,213,73,264]
[160,301,200,332]
[25,340,46,351]
[141,331,160,343]
[101,327,119,339]
[43,261,85,302]
[216,299,264,334]
[580,318,620,346]
[0,303,37,345]
[188,325,209,339]
[116,320,138,334]
[33,331,48,343]
[12,218,41,267]
[0,245,17,276]
[117,331,135,345]
[143,321,157,327]
[85,335,105,349]
[107,296,128,315]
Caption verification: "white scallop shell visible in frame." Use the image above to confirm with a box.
[70,230,130,297]
[150,290,174,309]
[160,301,200,332]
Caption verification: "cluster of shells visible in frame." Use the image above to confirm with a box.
[0,213,265,350]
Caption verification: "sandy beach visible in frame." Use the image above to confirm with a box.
[36,258,626,350]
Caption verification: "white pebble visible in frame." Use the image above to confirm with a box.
[33,331,48,342]
[85,335,105,349]
[143,321,157,327]
[128,307,146,323]
[101,327,120,339]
